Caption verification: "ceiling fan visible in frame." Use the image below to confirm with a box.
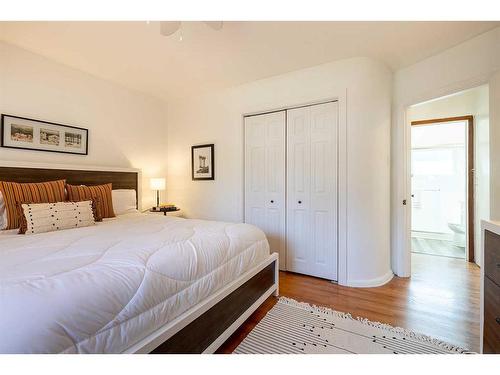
[159,21,223,37]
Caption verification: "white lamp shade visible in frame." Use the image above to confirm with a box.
[150,178,166,191]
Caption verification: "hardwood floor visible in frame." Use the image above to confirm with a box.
[217,253,480,353]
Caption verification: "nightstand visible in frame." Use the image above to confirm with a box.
[147,208,183,218]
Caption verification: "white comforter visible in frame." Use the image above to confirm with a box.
[0,213,269,353]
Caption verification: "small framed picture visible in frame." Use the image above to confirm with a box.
[192,144,215,181]
[1,114,88,155]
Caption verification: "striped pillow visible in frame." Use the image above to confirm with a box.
[18,200,97,235]
[66,183,115,218]
[0,180,66,230]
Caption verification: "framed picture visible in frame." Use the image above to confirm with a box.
[1,114,88,155]
[192,144,215,181]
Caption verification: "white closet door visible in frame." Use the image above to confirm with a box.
[287,102,338,280]
[244,111,286,269]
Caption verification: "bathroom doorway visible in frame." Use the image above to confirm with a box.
[410,116,474,261]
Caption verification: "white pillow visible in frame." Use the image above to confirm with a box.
[0,191,7,230]
[112,189,138,215]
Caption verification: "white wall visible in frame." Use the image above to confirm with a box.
[393,27,500,276]
[491,71,500,220]
[0,42,168,208]
[167,57,393,287]
[407,85,489,264]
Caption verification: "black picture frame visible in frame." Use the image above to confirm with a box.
[1,114,89,155]
[191,144,215,181]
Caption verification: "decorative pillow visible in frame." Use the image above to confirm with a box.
[18,200,98,235]
[0,191,7,230]
[0,179,66,230]
[66,183,115,218]
[68,195,103,222]
[112,189,138,215]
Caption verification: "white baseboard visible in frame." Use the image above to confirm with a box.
[346,270,394,288]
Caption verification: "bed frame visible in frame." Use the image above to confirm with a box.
[0,163,279,354]
[138,254,278,353]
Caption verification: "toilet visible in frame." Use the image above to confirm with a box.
[448,223,466,248]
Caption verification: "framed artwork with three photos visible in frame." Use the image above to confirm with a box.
[191,143,214,181]
[1,114,88,155]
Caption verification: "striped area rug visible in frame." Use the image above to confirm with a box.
[234,297,472,354]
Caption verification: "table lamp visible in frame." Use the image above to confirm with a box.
[150,177,166,208]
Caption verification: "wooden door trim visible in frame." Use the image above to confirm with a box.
[410,115,475,263]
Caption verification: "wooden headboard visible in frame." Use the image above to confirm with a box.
[0,165,139,205]
[0,166,138,190]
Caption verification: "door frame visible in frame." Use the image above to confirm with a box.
[410,115,475,262]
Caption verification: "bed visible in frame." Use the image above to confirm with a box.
[0,165,278,354]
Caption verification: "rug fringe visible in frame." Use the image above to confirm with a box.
[278,297,473,354]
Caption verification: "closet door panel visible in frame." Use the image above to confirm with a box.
[250,147,265,192]
[265,112,286,270]
[248,207,265,232]
[244,111,286,270]
[288,208,309,274]
[286,107,311,274]
[286,102,338,281]
[309,102,338,280]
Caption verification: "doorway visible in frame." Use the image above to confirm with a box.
[410,116,474,261]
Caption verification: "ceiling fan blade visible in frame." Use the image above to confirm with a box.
[160,21,181,36]
[204,21,223,31]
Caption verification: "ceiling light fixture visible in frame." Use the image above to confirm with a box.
[159,21,223,37]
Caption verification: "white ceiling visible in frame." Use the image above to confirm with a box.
[1,21,498,101]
